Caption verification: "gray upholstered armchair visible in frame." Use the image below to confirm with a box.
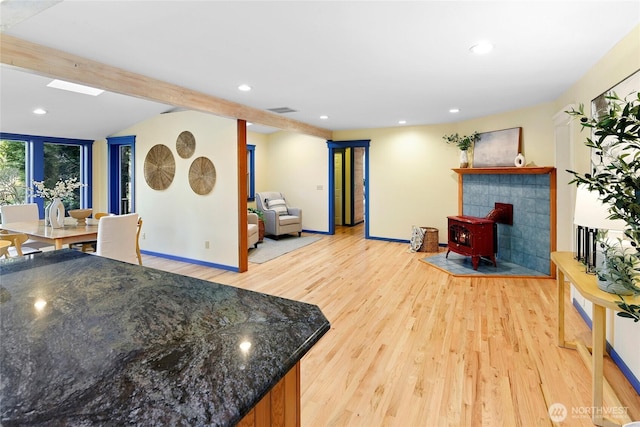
[256,192,302,238]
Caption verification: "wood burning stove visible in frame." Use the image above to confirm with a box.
[446,203,513,270]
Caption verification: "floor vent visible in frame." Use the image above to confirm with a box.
[267,107,297,114]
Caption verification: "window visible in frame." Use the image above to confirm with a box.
[0,139,26,205]
[107,136,135,214]
[247,144,255,201]
[0,133,92,216]
[44,142,83,210]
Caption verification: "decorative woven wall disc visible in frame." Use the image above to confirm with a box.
[189,156,216,195]
[176,131,196,159]
[144,144,175,190]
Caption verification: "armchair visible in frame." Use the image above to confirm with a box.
[256,192,302,238]
[247,212,259,249]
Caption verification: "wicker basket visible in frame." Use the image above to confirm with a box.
[419,227,439,252]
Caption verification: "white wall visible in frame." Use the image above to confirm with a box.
[113,110,240,269]
[333,102,556,242]
[260,131,329,233]
[247,131,268,211]
[554,24,640,383]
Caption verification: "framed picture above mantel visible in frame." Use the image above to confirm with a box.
[472,127,522,168]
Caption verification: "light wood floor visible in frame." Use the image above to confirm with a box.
[142,225,640,426]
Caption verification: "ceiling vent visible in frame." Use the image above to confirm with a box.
[267,107,297,114]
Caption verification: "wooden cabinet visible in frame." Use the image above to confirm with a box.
[446,215,496,270]
[237,362,300,427]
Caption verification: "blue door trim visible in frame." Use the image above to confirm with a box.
[326,140,370,237]
[106,135,136,214]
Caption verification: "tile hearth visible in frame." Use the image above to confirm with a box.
[422,252,547,277]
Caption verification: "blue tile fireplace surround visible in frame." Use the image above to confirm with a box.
[455,167,556,275]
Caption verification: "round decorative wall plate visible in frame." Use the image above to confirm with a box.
[176,131,196,159]
[144,144,176,191]
[189,156,216,195]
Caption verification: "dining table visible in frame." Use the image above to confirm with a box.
[0,218,98,250]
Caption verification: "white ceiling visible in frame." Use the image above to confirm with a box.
[1,0,639,140]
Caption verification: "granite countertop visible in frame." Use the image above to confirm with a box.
[0,250,330,426]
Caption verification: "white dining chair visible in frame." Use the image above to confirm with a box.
[95,213,140,264]
[0,203,52,251]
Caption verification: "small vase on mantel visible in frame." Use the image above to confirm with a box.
[459,150,469,168]
[48,198,65,228]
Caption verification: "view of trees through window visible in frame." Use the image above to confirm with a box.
[0,139,82,210]
[0,140,26,205]
[44,143,82,210]
[120,145,132,214]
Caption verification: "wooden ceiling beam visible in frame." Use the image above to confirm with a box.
[0,34,332,140]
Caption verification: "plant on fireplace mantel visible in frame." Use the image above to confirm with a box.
[443,132,479,168]
[566,91,640,321]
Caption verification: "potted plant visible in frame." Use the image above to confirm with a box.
[248,207,265,242]
[567,91,640,320]
[442,131,479,168]
[596,234,640,296]
[30,177,85,228]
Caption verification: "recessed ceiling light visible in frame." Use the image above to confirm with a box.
[320,115,329,120]
[449,108,460,113]
[47,79,104,96]
[33,108,47,115]
[398,120,406,124]
[238,84,252,92]
[247,122,253,126]
[470,41,493,55]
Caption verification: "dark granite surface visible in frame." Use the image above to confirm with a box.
[0,250,330,426]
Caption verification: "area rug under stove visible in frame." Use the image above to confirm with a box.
[421,252,547,277]
[249,235,321,264]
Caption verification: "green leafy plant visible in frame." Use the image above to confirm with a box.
[442,132,479,151]
[566,92,640,249]
[248,207,264,221]
[567,91,640,320]
[596,236,640,295]
[616,295,640,322]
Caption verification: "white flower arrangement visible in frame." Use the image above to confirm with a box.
[31,177,86,200]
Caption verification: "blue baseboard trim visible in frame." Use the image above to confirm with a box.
[572,298,640,394]
[367,235,410,244]
[302,229,332,235]
[140,250,238,272]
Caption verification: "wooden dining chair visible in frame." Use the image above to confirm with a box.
[0,240,11,258]
[95,213,140,264]
[0,232,38,257]
[136,217,143,265]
